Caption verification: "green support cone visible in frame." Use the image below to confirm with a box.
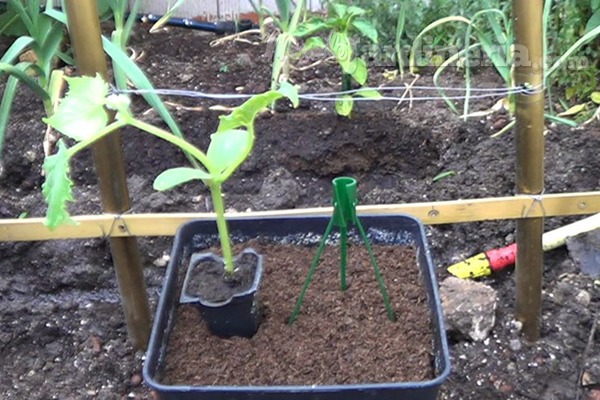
[289,177,396,324]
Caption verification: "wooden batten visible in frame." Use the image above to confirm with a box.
[2,192,600,242]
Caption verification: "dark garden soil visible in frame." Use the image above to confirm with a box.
[0,23,600,400]
[165,243,433,386]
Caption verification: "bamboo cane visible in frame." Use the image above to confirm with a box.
[512,0,546,342]
[64,0,151,350]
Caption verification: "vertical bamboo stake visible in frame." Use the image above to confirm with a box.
[64,0,151,350]
[512,0,545,342]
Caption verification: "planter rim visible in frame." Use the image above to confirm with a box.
[143,213,451,393]
[180,248,263,307]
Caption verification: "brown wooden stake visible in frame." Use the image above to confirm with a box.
[64,0,151,350]
[512,0,545,342]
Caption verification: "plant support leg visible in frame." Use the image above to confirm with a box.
[289,177,396,324]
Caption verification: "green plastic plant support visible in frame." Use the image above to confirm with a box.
[289,177,396,324]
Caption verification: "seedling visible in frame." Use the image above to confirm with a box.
[249,0,308,94]
[42,75,298,274]
[295,3,380,116]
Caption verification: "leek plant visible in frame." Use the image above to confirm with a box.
[0,0,71,162]
[414,0,600,134]
[249,0,308,92]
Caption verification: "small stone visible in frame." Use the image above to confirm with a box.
[575,290,592,307]
[588,389,600,400]
[552,281,573,305]
[440,277,497,341]
[583,356,600,386]
[509,339,522,352]
[511,320,523,332]
[24,150,37,162]
[583,371,595,386]
[130,373,142,386]
[152,254,170,268]
[179,73,193,83]
[235,53,253,67]
[91,336,102,355]
[254,167,301,210]
[499,383,513,393]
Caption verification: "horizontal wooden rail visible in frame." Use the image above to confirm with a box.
[1,191,600,241]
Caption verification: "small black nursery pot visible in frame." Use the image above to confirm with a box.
[180,248,263,338]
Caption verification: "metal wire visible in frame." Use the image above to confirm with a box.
[110,83,544,102]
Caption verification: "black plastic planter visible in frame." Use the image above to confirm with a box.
[179,249,263,338]
[143,214,451,400]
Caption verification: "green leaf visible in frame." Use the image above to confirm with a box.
[153,167,212,191]
[218,91,282,132]
[0,36,34,65]
[339,58,355,74]
[294,19,327,37]
[586,9,600,33]
[0,62,49,101]
[331,3,348,18]
[0,8,27,37]
[557,103,587,117]
[42,140,75,229]
[335,95,354,117]
[357,89,382,98]
[329,31,352,63]
[301,36,326,53]
[346,6,366,19]
[43,7,67,24]
[38,21,64,75]
[101,37,187,145]
[547,24,600,79]
[591,92,600,104]
[278,81,299,107]
[0,74,20,161]
[44,75,109,141]
[544,113,579,127]
[432,171,456,182]
[351,58,367,85]
[275,0,291,27]
[207,129,253,180]
[352,18,378,43]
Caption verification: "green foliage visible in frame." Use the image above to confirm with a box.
[43,76,109,141]
[400,0,600,131]
[44,1,197,166]
[154,167,211,191]
[42,140,74,227]
[337,0,598,104]
[0,0,68,162]
[42,75,299,273]
[252,0,308,93]
[296,3,380,116]
[335,0,502,67]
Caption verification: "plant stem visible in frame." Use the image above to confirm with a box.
[67,119,128,157]
[210,183,235,274]
[342,73,352,91]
